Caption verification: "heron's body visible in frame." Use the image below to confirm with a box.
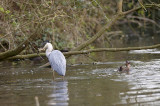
[43,42,66,79]
[48,50,66,76]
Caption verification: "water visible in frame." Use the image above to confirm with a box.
[1,39,160,105]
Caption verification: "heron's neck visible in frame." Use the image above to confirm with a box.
[45,43,53,57]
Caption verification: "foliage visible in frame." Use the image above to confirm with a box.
[0,0,159,53]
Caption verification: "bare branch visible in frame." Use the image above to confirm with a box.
[127,16,160,28]
[118,0,123,13]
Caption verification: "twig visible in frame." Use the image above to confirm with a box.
[35,96,40,106]
[138,0,147,11]
[0,42,7,51]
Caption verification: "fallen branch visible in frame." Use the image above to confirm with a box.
[8,43,160,60]
[8,53,45,60]
[0,32,37,61]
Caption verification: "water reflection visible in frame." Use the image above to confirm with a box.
[48,81,69,106]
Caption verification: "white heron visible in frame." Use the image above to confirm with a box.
[39,42,66,80]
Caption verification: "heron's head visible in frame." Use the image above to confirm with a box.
[41,42,53,57]
[43,42,53,51]
[42,40,50,47]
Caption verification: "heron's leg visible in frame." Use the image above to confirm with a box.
[52,71,55,80]
[62,76,64,80]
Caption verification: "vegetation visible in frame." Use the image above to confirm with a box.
[0,0,160,61]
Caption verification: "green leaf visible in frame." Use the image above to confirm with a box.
[12,20,17,27]
[51,18,55,23]
[128,3,133,8]
[0,6,4,12]
[138,10,144,16]
[5,10,10,14]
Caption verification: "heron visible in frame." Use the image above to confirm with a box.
[39,42,66,80]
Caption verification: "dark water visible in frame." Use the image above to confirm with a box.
[1,37,160,106]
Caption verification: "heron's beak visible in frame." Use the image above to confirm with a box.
[38,48,44,52]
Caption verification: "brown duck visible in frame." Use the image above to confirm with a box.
[118,61,130,72]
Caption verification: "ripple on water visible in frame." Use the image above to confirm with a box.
[114,59,160,105]
[91,68,117,78]
[129,49,160,54]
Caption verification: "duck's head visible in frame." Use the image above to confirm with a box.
[125,61,130,68]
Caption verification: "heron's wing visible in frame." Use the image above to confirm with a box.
[48,50,66,76]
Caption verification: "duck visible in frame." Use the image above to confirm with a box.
[118,61,130,72]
